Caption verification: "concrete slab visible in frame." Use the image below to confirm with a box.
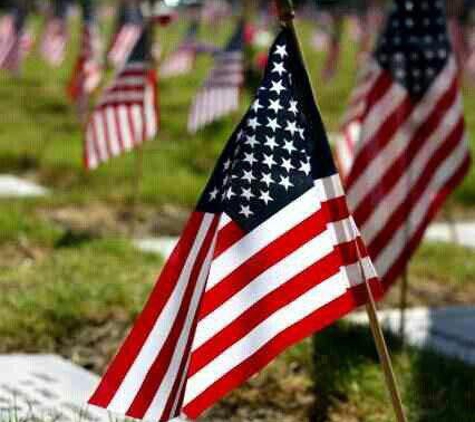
[348,306,475,365]
[424,222,475,249]
[0,175,48,197]
[0,354,109,422]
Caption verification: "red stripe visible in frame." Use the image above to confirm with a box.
[353,77,459,226]
[189,249,343,377]
[126,216,219,418]
[88,212,205,408]
[382,153,471,290]
[183,280,379,419]
[368,118,466,261]
[200,197,350,320]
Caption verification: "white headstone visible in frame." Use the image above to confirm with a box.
[0,175,48,197]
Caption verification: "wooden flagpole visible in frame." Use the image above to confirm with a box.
[273,2,407,421]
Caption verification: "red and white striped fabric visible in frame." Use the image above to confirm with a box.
[160,46,196,79]
[0,13,32,74]
[108,24,142,68]
[40,18,68,66]
[336,0,471,292]
[84,62,158,169]
[89,28,380,422]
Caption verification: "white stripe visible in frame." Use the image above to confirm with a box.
[85,125,98,169]
[184,271,348,404]
[118,106,134,150]
[144,230,218,420]
[194,227,336,351]
[361,92,463,244]
[131,104,144,143]
[106,107,121,156]
[144,82,157,139]
[107,214,215,414]
[376,137,469,276]
[93,113,108,162]
[348,59,458,208]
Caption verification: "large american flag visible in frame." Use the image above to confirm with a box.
[188,21,245,133]
[67,0,102,117]
[84,29,158,170]
[160,20,199,79]
[40,0,69,67]
[89,28,381,422]
[107,1,143,69]
[336,0,471,292]
[0,6,29,74]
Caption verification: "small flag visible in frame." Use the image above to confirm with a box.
[188,21,245,133]
[160,21,199,79]
[337,0,471,292]
[107,1,144,68]
[67,0,102,118]
[84,28,158,169]
[89,27,380,422]
[40,0,69,67]
[0,6,29,74]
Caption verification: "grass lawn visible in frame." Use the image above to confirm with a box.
[0,13,474,422]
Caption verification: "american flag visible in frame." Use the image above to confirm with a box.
[188,21,245,133]
[89,28,380,421]
[160,21,199,79]
[336,0,471,292]
[67,0,102,117]
[40,0,69,67]
[84,28,158,170]
[107,1,143,68]
[0,7,29,74]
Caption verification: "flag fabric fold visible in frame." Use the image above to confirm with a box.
[84,28,158,170]
[89,27,381,422]
[336,0,471,292]
[187,20,245,133]
[40,0,69,67]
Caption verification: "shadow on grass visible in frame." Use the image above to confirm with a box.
[310,322,475,422]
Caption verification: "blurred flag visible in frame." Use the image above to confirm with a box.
[160,20,199,79]
[188,20,245,133]
[40,0,69,67]
[337,0,471,292]
[67,0,103,119]
[107,0,144,68]
[84,28,158,169]
[0,5,29,74]
[89,27,380,422]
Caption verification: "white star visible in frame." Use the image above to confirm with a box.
[239,204,253,218]
[288,100,298,115]
[243,152,257,166]
[297,126,305,139]
[299,160,311,176]
[268,98,283,114]
[285,120,298,136]
[266,117,282,132]
[282,139,297,155]
[271,61,286,76]
[251,99,263,113]
[209,187,219,200]
[264,136,279,150]
[241,187,254,201]
[226,187,236,200]
[262,153,277,169]
[261,172,275,187]
[242,169,255,183]
[259,190,273,205]
[247,117,260,130]
[237,129,244,140]
[279,175,294,191]
[274,44,288,58]
[281,157,294,173]
[245,135,259,148]
[270,79,286,95]
[223,159,231,170]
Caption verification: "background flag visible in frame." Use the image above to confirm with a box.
[0,4,29,74]
[84,28,158,169]
[40,0,69,67]
[67,0,103,117]
[187,20,245,133]
[89,27,380,422]
[336,0,471,292]
[107,0,144,68]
